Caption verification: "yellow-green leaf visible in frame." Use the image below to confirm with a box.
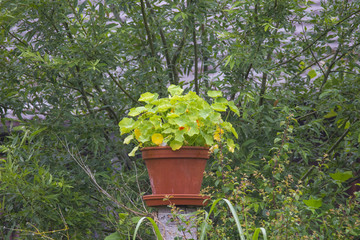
[123,134,134,144]
[330,171,353,183]
[128,107,147,117]
[128,146,139,157]
[303,197,322,209]
[227,101,240,116]
[151,133,164,146]
[308,69,317,79]
[139,92,158,103]
[344,121,350,129]
[118,118,135,135]
[227,138,235,153]
[168,85,184,96]
[324,109,337,119]
[170,140,182,150]
[211,103,227,112]
[207,90,222,98]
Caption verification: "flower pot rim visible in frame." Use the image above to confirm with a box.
[141,146,209,151]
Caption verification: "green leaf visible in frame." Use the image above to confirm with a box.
[307,69,317,79]
[227,101,240,116]
[30,127,47,138]
[227,138,235,152]
[202,133,214,146]
[104,232,121,240]
[211,102,227,112]
[156,103,172,112]
[118,118,135,134]
[344,121,350,129]
[330,171,353,183]
[166,113,180,118]
[78,1,87,13]
[139,92,158,103]
[128,107,147,117]
[168,85,184,96]
[128,146,139,157]
[170,140,182,150]
[207,90,222,98]
[303,197,322,209]
[198,109,210,119]
[123,135,134,144]
[324,109,337,118]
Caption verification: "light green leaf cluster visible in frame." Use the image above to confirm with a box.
[118,85,240,156]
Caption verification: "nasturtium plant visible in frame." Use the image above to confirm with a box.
[119,85,239,156]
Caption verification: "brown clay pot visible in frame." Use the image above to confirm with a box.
[142,146,209,194]
[141,146,210,206]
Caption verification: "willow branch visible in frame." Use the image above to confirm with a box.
[140,0,156,57]
[276,9,360,68]
[193,27,199,94]
[300,126,352,181]
[144,0,175,83]
[107,71,139,105]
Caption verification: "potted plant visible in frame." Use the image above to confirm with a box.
[118,85,239,206]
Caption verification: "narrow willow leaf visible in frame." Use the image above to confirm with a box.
[324,109,337,118]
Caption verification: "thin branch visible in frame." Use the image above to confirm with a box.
[107,71,140,105]
[60,138,146,216]
[66,0,88,36]
[276,8,360,68]
[140,0,156,57]
[0,25,28,47]
[309,48,325,75]
[295,111,317,121]
[193,27,199,94]
[144,0,175,84]
[244,63,253,81]
[259,72,267,106]
[300,122,356,182]
[320,41,360,92]
[109,4,124,25]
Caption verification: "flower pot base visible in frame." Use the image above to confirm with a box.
[143,194,210,207]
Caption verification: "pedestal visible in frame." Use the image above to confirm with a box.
[156,206,198,240]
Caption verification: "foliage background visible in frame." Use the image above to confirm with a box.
[1,0,359,239]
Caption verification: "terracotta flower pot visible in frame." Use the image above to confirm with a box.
[141,146,210,206]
